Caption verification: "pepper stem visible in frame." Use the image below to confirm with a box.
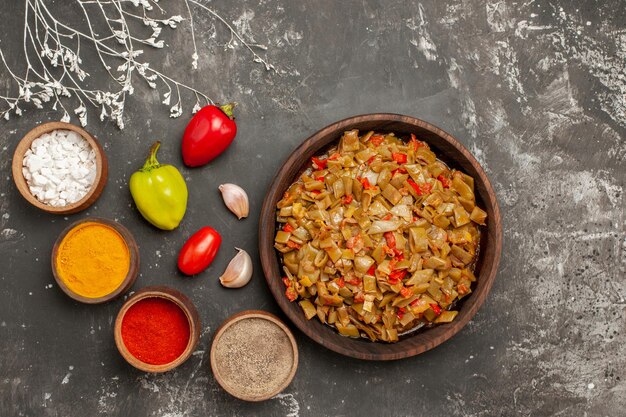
[142,141,161,171]
[219,102,237,119]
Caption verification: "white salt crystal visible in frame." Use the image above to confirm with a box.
[49,175,62,186]
[66,131,82,143]
[62,140,74,151]
[54,159,68,169]
[35,145,47,156]
[22,129,97,206]
[27,155,45,172]
[78,150,89,162]
[70,168,81,180]
[33,174,48,186]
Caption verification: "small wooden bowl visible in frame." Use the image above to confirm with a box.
[210,310,299,402]
[259,113,503,360]
[51,217,139,304]
[114,286,201,373]
[12,121,108,214]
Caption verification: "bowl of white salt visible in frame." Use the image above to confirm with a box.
[12,121,108,214]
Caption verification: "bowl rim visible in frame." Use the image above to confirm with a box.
[209,310,299,402]
[51,217,139,304]
[11,121,108,214]
[259,113,502,360]
[114,286,201,373]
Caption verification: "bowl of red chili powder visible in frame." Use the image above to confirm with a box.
[114,286,200,372]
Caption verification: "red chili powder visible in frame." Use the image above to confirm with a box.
[121,297,190,365]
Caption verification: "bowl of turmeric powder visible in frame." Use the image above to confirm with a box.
[51,218,140,304]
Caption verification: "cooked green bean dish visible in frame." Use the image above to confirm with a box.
[275,130,487,342]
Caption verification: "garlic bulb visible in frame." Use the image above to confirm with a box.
[219,183,249,219]
[220,248,253,288]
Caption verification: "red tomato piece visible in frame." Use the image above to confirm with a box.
[438,175,451,188]
[400,287,413,298]
[387,269,407,284]
[347,277,362,286]
[429,303,442,316]
[392,153,407,164]
[384,231,396,249]
[409,134,426,151]
[285,287,298,302]
[311,157,327,170]
[369,135,385,146]
[407,179,432,196]
[286,241,301,249]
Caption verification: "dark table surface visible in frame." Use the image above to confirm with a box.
[1,1,624,416]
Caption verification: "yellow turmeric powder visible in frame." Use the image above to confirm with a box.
[56,222,130,298]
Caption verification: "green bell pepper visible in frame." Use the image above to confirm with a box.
[130,141,188,230]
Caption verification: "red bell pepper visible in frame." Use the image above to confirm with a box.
[182,104,237,167]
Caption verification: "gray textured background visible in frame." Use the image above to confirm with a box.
[1,1,624,416]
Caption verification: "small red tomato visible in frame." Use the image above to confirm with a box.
[178,226,222,275]
[182,103,237,167]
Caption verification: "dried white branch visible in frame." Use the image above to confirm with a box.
[0,0,275,128]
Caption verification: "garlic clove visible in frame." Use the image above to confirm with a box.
[219,248,253,288]
[218,183,249,219]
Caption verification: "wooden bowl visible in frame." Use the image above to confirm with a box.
[51,217,139,304]
[12,121,108,214]
[114,286,201,373]
[210,310,299,401]
[259,113,503,361]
